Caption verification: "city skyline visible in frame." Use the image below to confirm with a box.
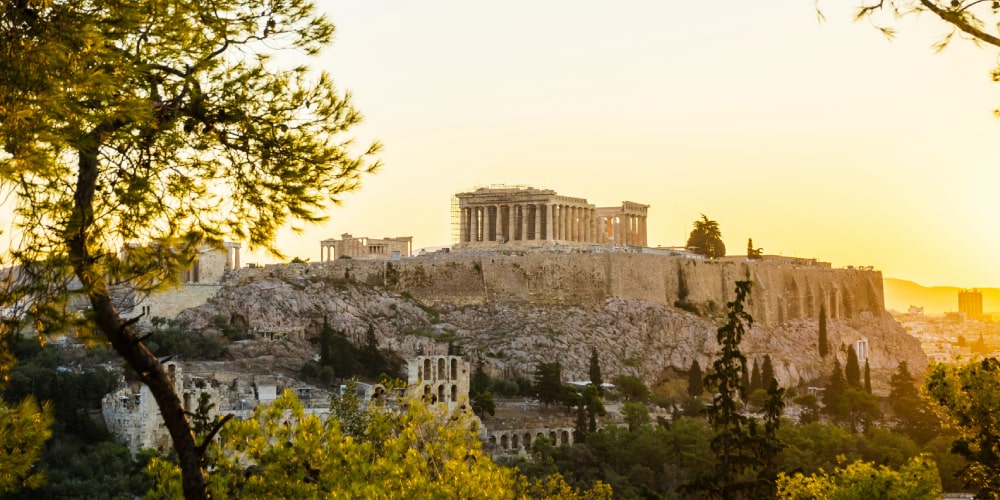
[255,1,999,289]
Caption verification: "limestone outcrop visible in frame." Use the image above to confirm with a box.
[175,253,925,394]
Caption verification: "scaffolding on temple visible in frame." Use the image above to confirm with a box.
[451,184,530,244]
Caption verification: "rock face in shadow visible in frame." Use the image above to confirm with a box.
[177,255,925,394]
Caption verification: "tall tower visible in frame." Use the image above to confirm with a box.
[958,289,983,320]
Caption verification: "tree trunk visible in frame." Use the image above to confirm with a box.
[68,138,209,500]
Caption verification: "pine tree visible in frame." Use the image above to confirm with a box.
[845,345,861,388]
[697,280,761,497]
[589,347,604,395]
[762,354,775,388]
[818,305,829,358]
[688,359,704,397]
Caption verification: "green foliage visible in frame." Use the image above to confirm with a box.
[0,396,53,494]
[147,389,610,499]
[750,359,762,393]
[793,394,820,425]
[686,214,726,258]
[0,1,381,495]
[925,357,1000,496]
[622,402,651,432]
[823,358,847,420]
[818,305,828,358]
[534,362,563,408]
[687,359,704,398]
[518,417,714,498]
[888,361,940,444]
[472,391,496,417]
[776,454,941,500]
[145,320,226,360]
[613,375,650,403]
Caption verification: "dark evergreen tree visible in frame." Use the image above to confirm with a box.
[696,280,761,497]
[750,359,762,393]
[890,361,940,444]
[818,305,829,358]
[447,341,463,356]
[740,363,751,402]
[864,358,872,394]
[583,384,605,433]
[762,355,775,388]
[471,357,492,395]
[823,358,847,421]
[319,316,333,367]
[534,362,563,408]
[845,346,861,388]
[754,378,786,498]
[589,347,603,395]
[360,324,386,378]
[686,214,726,258]
[687,359,704,397]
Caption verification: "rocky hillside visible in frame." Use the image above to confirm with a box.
[176,273,926,395]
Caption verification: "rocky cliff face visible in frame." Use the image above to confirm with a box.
[176,257,926,394]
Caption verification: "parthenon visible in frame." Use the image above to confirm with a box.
[455,186,648,248]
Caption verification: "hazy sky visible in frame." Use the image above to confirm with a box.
[253,3,1000,287]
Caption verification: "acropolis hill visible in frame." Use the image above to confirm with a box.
[139,186,926,393]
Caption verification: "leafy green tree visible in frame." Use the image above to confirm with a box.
[925,357,1000,496]
[472,391,496,417]
[793,394,820,425]
[818,305,828,358]
[0,1,379,497]
[471,357,492,395]
[622,402,651,432]
[146,389,611,499]
[838,388,882,433]
[588,347,603,396]
[686,214,726,258]
[687,359,704,397]
[845,346,861,388]
[583,384,605,433]
[534,362,563,408]
[613,375,650,403]
[776,454,941,500]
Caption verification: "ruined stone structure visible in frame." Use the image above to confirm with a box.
[455,186,648,248]
[102,361,334,456]
[484,426,575,456]
[320,233,413,261]
[407,355,471,413]
[120,242,241,325]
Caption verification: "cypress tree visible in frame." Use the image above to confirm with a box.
[818,305,829,358]
[740,363,750,401]
[688,359,704,397]
[845,345,861,388]
[824,358,846,420]
[762,354,775,388]
[864,358,872,394]
[589,347,603,395]
[750,359,762,392]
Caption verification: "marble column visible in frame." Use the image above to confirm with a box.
[471,207,479,242]
[545,203,553,241]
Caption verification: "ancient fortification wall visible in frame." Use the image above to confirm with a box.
[237,252,884,326]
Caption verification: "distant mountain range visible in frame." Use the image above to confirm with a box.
[883,278,1000,315]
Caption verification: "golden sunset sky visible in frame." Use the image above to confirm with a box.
[271,1,1000,288]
